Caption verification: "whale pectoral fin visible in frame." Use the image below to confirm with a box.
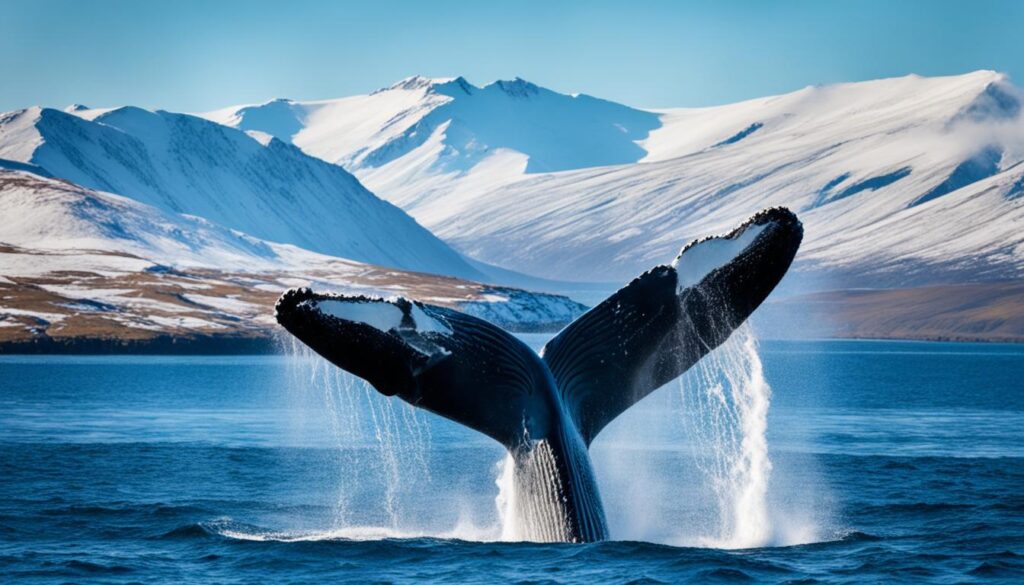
[543,208,803,445]
[275,291,552,449]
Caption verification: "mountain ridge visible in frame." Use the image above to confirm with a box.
[0,103,483,280]
[0,169,588,349]
[203,70,1024,286]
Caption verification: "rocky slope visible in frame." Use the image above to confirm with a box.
[0,171,586,351]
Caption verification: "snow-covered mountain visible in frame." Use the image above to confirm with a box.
[205,71,1024,287]
[0,170,587,348]
[202,75,661,218]
[0,104,481,280]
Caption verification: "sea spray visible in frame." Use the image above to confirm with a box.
[283,338,358,526]
[281,337,433,532]
[279,326,792,545]
[495,455,519,540]
[678,324,773,548]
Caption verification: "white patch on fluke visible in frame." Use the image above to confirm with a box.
[672,223,768,292]
[409,303,453,335]
[316,299,404,332]
[314,298,452,335]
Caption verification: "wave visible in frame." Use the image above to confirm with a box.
[863,502,975,515]
[41,502,211,518]
[180,516,861,553]
[60,559,135,575]
[695,567,756,581]
[193,518,503,544]
[838,530,883,543]
[158,523,217,540]
[968,561,1023,578]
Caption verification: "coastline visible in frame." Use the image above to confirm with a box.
[1,331,1020,355]
[4,281,1022,354]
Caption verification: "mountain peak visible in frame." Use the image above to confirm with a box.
[374,75,477,97]
[954,77,1020,123]
[375,75,552,98]
[381,75,455,92]
[489,77,541,98]
[431,76,474,96]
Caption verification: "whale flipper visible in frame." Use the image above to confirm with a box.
[275,292,558,449]
[542,207,803,445]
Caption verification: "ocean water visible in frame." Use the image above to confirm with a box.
[1,337,1022,583]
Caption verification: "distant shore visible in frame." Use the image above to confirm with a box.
[4,281,1022,354]
[1,332,1020,355]
[757,282,1024,345]
[0,334,280,355]
[0,319,577,354]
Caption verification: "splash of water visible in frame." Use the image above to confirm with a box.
[277,327,819,547]
[494,443,584,543]
[281,337,433,531]
[678,325,773,549]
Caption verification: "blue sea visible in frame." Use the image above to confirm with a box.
[1,338,1022,583]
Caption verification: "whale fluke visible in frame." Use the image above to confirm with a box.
[542,206,802,445]
[274,207,803,542]
[275,290,558,449]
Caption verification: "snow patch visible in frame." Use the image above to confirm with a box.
[0,307,68,323]
[183,294,258,314]
[144,315,226,330]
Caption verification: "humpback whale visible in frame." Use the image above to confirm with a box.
[275,207,803,543]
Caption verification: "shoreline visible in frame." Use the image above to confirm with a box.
[0,334,281,355]
[1,333,1020,355]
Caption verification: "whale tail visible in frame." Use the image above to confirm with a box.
[276,288,557,449]
[542,207,802,445]
[274,207,802,450]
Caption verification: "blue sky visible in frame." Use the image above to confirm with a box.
[3,0,1022,112]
